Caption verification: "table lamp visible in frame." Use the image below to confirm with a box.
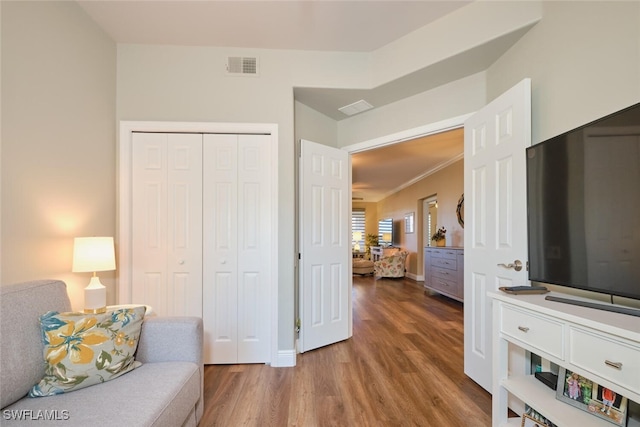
[382,232,392,246]
[352,231,363,252]
[72,236,116,314]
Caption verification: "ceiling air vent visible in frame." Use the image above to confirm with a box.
[338,99,374,116]
[226,56,259,76]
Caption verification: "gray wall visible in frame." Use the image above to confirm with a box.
[486,1,640,144]
[1,1,116,308]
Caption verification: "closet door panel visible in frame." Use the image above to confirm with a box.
[167,136,203,317]
[132,133,203,318]
[203,135,239,363]
[132,133,169,315]
[237,135,271,363]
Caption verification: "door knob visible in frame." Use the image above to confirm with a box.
[497,260,523,272]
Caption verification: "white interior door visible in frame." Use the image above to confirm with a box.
[131,132,203,318]
[203,134,272,364]
[464,79,531,392]
[299,139,351,353]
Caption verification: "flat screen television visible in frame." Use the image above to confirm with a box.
[526,102,640,303]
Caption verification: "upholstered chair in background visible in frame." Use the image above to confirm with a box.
[374,250,409,278]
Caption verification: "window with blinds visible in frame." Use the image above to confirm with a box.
[351,208,365,250]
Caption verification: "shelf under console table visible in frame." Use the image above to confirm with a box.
[489,291,640,427]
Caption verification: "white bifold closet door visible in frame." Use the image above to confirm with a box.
[131,132,272,364]
[202,134,272,364]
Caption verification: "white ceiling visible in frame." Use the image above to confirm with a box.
[76,0,531,202]
[77,1,471,52]
[351,128,464,202]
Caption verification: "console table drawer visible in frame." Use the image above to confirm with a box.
[569,327,640,392]
[500,305,564,359]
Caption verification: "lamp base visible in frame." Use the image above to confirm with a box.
[84,275,107,314]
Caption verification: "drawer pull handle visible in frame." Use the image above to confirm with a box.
[605,360,623,370]
[517,326,529,333]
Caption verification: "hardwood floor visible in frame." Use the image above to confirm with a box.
[200,275,492,426]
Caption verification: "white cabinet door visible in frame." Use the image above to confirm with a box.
[464,79,531,392]
[203,134,272,364]
[131,133,203,318]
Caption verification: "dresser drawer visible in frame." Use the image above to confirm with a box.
[569,327,640,392]
[430,276,460,296]
[500,305,564,359]
[430,249,458,259]
[432,266,456,281]
[432,257,457,270]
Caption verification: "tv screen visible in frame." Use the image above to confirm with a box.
[526,102,640,301]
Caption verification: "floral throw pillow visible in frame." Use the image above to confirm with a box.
[29,306,146,397]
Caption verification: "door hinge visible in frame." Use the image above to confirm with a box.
[295,318,301,333]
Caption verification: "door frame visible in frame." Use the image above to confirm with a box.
[342,113,472,278]
[342,114,472,154]
[118,121,283,366]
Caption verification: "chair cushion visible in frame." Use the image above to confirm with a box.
[3,362,200,427]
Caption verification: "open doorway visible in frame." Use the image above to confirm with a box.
[346,114,469,280]
[423,196,438,248]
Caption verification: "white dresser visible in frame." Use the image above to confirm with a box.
[490,291,640,427]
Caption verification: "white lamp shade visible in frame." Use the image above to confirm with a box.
[72,237,116,273]
[382,232,392,242]
[352,231,363,241]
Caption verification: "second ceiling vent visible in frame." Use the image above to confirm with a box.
[338,99,374,116]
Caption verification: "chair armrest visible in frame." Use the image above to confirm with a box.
[136,316,203,365]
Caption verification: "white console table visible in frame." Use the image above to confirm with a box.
[490,291,640,427]
[370,246,400,262]
[371,246,383,261]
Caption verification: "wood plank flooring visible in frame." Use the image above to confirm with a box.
[200,275,492,426]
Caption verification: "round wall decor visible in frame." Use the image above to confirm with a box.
[456,193,464,228]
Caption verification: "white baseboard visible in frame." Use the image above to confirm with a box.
[406,272,424,282]
[272,349,296,367]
